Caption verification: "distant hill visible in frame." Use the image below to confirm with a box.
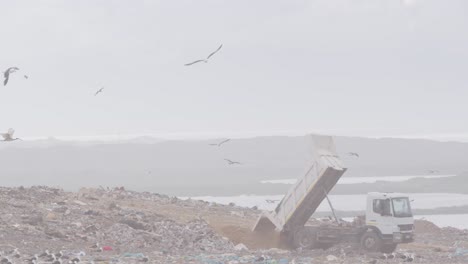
[0,136,467,196]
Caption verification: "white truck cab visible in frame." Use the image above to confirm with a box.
[361,192,415,252]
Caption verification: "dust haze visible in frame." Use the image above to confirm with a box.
[0,1,467,263]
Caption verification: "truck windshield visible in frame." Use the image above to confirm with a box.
[392,197,413,217]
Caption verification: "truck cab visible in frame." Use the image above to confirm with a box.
[361,192,415,252]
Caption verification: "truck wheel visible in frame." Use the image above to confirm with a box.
[381,243,398,253]
[293,228,316,249]
[361,231,382,252]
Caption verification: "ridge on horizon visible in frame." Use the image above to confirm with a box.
[13,133,468,144]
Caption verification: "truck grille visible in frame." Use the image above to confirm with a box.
[398,224,414,231]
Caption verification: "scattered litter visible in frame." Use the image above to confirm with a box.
[102,246,113,251]
[452,247,468,257]
[74,200,88,206]
[0,186,464,264]
[234,243,248,251]
[122,253,145,258]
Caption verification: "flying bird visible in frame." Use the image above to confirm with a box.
[94,87,104,96]
[209,138,231,147]
[185,59,207,66]
[1,128,20,141]
[347,152,359,158]
[185,44,223,66]
[24,75,29,79]
[428,170,439,174]
[224,159,241,165]
[3,67,19,86]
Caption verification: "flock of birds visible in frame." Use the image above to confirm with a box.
[207,138,243,165]
[1,44,224,142]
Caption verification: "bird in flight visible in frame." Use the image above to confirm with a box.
[24,75,29,79]
[347,152,359,158]
[94,86,104,96]
[224,159,241,165]
[3,67,20,86]
[428,170,439,174]
[1,128,21,141]
[209,139,231,147]
[185,44,223,66]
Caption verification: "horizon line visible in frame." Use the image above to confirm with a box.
[11,131,468,143]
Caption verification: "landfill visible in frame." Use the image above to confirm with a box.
[0,186,466,263]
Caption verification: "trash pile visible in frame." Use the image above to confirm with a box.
[0,186,466,263]
[0,186,233,258]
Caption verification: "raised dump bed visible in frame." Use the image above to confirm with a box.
[253,135,347,235]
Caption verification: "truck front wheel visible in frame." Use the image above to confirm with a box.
[360,231,382,252]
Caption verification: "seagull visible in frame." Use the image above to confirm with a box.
[94,87,104,96]
[185,44,223,66]
[224,159,241,165]
[3,67,19,86]
[185,59,207,66]
[347,152,359,158]
[209,139,231,147]
[1,128,21,141]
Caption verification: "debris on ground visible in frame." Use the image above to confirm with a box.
[0,186,466,263]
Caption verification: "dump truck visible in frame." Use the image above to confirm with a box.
[253,135,414,253]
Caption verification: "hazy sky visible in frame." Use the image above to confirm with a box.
[1,0,467,140]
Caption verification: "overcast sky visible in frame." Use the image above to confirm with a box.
[1,0,467,141]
